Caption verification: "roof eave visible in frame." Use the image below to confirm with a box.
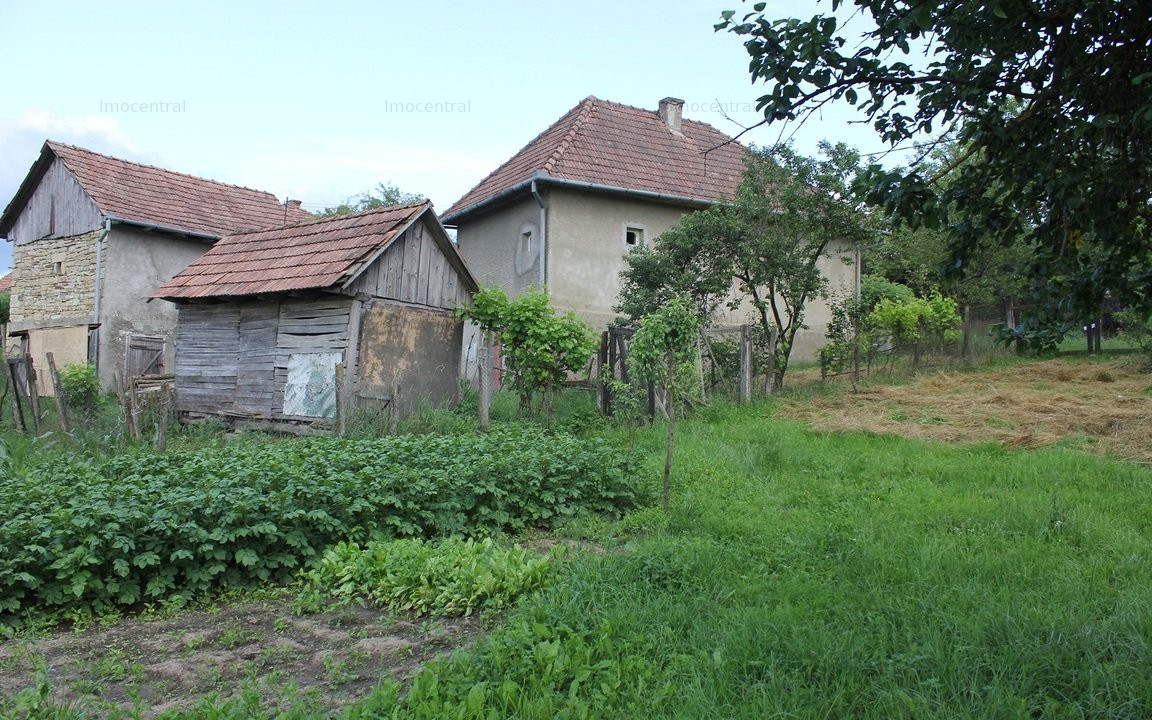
[441,173,723,227]
[441,177,537,227]
[106,215,222,242]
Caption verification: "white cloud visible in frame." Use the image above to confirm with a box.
[0,110,163,271]
[0,109,155,213]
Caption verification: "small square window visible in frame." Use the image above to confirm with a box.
[624,225,645,248]
[52,261,63,275]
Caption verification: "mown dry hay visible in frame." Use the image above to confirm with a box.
[778,358,1152,462]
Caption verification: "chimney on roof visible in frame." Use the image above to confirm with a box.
[658,97,685,135]
[285,199,303,210]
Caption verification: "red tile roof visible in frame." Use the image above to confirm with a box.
[155,201,439,299]
[442,97,748,222]
[1,141,311,238]
[0,273,11,293]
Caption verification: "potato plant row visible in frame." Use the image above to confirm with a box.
[0,428,640,625]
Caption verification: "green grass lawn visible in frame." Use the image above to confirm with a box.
[358,402,1152,719]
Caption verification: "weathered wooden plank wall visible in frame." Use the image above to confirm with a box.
[234,301,279,416]
[347,219,470,311]
[177,296,353,420]
[9,159,103,244]
[174,304,240,415]
[272,297,352,417]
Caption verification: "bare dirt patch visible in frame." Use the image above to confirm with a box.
[0,594,482,717]
[777,357,1152,461]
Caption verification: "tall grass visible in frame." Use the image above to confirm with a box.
[362,401,1152,718]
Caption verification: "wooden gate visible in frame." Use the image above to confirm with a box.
[597,325,655,417]
[125,334,166,378]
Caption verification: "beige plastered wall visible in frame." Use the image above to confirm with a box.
[97,227,213,389]
[546,188,688,329]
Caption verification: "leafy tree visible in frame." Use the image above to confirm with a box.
[460,287,597,418]
[629,297,700,512]
[718,1,1152,316]
[0,293,8,325]
[619,142,872,389]
[314,183,424,218]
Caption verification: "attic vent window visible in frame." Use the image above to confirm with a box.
[514,223,539,276]
[624,225,646,248]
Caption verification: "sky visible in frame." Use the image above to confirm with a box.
[0,0,899,274]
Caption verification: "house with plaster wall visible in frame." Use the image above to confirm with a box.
[0,141,311,392]
[441,96,853,361]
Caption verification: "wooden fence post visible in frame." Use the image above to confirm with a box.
[23,356,42,434]
[45,352,70,435]
[334,363,347,436]
[478,333,491,429]
[765,328,778,395]
[7,358,27,432]
[115,372,139,440]
[155,384,171,451]
[597,330,609,415]
[739,324,752,403]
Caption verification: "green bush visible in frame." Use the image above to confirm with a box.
[460,287,597,415]
[868,292,961,349]
[0,427,641,627]
[57,363,100,413]
[303,537,557,617]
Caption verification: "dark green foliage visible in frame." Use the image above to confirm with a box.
[990,317,1071,356]
[860,275,915,312]
[0,428,640,626]
[719,1,1152,316]
[0,293,9,325]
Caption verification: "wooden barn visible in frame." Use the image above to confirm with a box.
[152,201,477,429]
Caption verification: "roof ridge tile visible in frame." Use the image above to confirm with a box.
[541,97,598,176]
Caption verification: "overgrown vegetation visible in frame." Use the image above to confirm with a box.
[821,278,962,376]
[57,363,100,416]
[0,428,640,628]
[5,356,1152,717]
[460,286,597,416]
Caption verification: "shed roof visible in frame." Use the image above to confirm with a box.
[154,201,475,300]
[0,141,311,238]
[442,96,748,223]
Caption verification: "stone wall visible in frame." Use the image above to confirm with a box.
[9,230,104,327]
